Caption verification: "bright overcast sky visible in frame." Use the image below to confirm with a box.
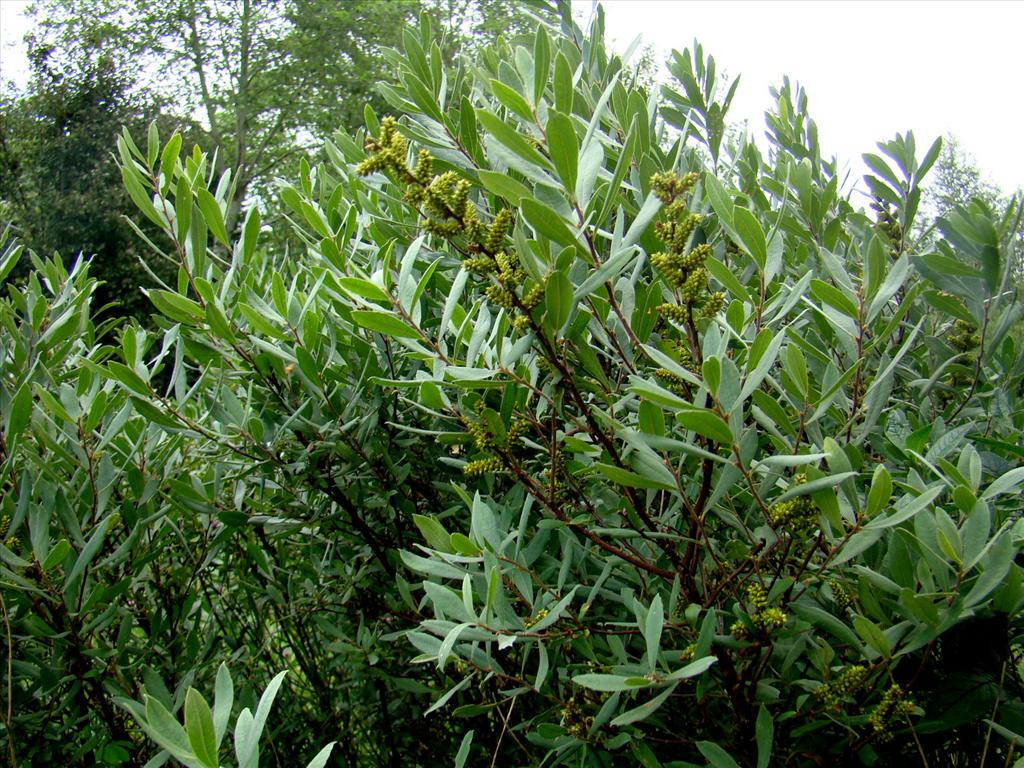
[584,0,1024,195]
[3,0,1022,195]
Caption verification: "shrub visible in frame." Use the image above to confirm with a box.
[3,2,1024,766]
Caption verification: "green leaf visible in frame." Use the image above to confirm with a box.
[864,486,942,530]
[424,675,472,716]
[532,26,550,105]
[241,205,260,262]
[454,730,475,768]
[143,695,195,764]
[697,741,741,768]
[413,514,454,553]
[400,550,468,580]
[982,467,1024,500]
[784,343,809,398]
[490,79,533,122]
[196,188,229,246]
[865,465,893,518]
[236,670,288,768]
[148,290,204,324]
[629,375,695,411]
[546,111,579,193]
[0,242,23,282]
[810,278,859,319]
[213,664,233,747]
[644,594,664,671]
[437,622,473,670]
[185,688,218,768]
[350,310,420,339]
[675,409,734,444]
[623,193,662,249]
[964,533,1014,609]
[867,253,909,322]
[304,743,336,768]
[573,674,651,693]
[64,516,116,602]
[852,615,891,658]
[120,164,163,226]
[8,383,31,440]
[147,121,160,167]
[530,586,579,632]
[338,277,391,303]
[573,245,637,302]
[790,602,863,651]
[666,654,717,680]
[776,472,856,502]
[755,705,774,768]
[521,199,576,247]
[543,270,573,333]
[553,51,573,114]
[703,174,735,229]
[475,108,551,171]
[476,170,531,204]
[592,463,675,491]
[739,328,786,401]
[41,538,71,571]
[610,683,678,727]
[160,132,182,179]
[205,301,235,343]
[734,208,767,269]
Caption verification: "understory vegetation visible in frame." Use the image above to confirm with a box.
[2,2,1024,766]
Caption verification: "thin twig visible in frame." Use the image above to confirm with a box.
[490,696,516,768]
[0,592,15,768]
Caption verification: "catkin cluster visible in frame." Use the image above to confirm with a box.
[867,684,916,741]
[814,665,868,711]
[870,196,903,251]
[459,405,531,477]
[649,171,726,323]
[937,318,981,404]
[829,579,853,610]
[768,474,820,533]
[731,583,789,636]
[357,116,541,324]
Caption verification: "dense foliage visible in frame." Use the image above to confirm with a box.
[3,3,1024,766]
[2,0,543,323]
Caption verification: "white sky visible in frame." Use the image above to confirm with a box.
[3,0,1022,195]
[585,0,1024,195]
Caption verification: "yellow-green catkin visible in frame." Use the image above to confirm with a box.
[867,684,916,741]
[463,457,503,477]
[649,172,722,320]
[937,318,981,404]
[769,475,819,533]
[814,665,868,711]
[871,196,903,251]
[358,116,538,323]
[746,582,789,632]
[829,579,853,610]
[655,368,689,397]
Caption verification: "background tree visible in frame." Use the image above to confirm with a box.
[926,134,1002,217]
[0,48,176,319]
[923,133,1023,282]
[25,0,547,237]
